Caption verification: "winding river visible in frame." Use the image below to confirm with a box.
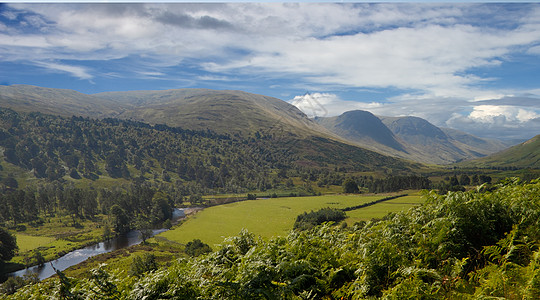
[11,208,186,280]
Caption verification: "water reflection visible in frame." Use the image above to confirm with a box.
[11,208,185,280]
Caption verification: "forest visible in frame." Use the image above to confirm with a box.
[4,178,539,299]
[0,108,417,194]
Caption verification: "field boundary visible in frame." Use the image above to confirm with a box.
[341,194,409,212]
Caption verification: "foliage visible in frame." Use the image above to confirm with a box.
[184,239,212,257]
[0,184,173,236]
[293,208,346,231]
[342,178,359,193]
[129,253,158,277]
[0,274,38,296]
[357,175,431,193]
[0,228,17,264]
[0,108,411,197]
[6,178,540,299]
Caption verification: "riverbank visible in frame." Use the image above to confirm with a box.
[10,228,168,280]
[5,208,192,279]
[4,215,108,275]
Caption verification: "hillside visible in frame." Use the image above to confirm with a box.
[0,85,334,138]
[95,89,330,137]
[457,134,540,168]
[0,108,415,193]
[0,85,511,166]
[0,85,123,118]
[380,115,507,164]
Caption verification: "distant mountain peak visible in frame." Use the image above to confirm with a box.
[316,110,406,153]
[317,111,510,165]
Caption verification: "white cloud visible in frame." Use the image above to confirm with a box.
[34,61,93,80]
[197,75,234,81]
[2,3,540,139]
[469,105,540,123]
[290,92,383,118]
[3,3,539,97]
[137,71,165,77]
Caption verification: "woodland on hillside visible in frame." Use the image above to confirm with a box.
[0,108,411,193]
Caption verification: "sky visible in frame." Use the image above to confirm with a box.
[1,2,539,141]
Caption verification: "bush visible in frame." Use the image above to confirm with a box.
[129,253,158,277]
[294,207,346,231]
[184,239,212,257]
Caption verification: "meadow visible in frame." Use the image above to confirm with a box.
[6,216,106,272]
[159,192,424,247]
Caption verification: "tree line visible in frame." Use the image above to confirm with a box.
[0,183,173,235]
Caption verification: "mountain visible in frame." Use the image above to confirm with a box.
[95,89,326,137]
[0,85,123,117]
[316,111,509,165]
[0,84,510,166]
[314,110,407,154]
[0,85,333,138]
[441,127,510,155]
[0,85,417,177]
[380,116,507,163]
[456,134,540,168]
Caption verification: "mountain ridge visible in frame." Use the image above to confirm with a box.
[0,84,517,166]
[316,111,510,164]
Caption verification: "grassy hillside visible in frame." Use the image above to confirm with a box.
[96,89,332,138]
[0,85,123,118]
[457,134,540,168]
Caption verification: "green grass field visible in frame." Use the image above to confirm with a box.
[14,234,56,252]
[345,195,425,225]
[7,215,106,271]
[159,193,423,247]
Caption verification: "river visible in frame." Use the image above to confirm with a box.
[10,208,186,280]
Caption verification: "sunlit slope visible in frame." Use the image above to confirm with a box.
[0,85,123,117]
[457,134,540,168]
[95,89,330,137]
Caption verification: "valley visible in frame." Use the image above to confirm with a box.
[0,85,538,299]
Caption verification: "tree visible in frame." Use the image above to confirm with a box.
[110,205,130,234]
[343,178,359,193]
[34,250,46,267]
[102,224,113,240]
[471,174,480,185]
[294,208,346,231]
[136,219,153,244]
[459,174,471,186]
[0,227,18,264]
[449,175,459,186]
[2,175,18,189]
